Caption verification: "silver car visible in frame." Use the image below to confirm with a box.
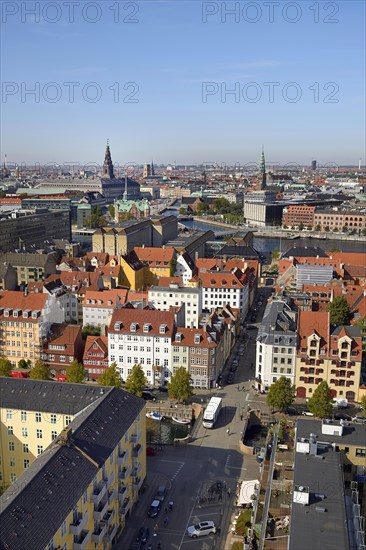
[187,521,216,538]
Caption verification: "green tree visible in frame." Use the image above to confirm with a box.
[342,225,348,233]
[307,381,333,418]
[170,258,177,277]
[315,224,321,231]
[98,362,123,388]
[324,225,330,232]
[307,226,313,231]
[29,360,50,380]
[82,324,101,338]
[124,364,146,396]
[18,359,32,370]
[271,246,280,262]
[66,359,86,383]
[196,202,210,215]
[108,204,115,218]
[0,357,12,377]
[326,296,350,326]
[266,376,295,412]
[328,246,340,253]
[168,366,193,403]
[360,395,366,416]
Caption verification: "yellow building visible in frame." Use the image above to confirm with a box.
[120,251,146,291]
[0,291,65,367]
[133,246,176,286]
[295,311,362,403]
[0,378,146,550]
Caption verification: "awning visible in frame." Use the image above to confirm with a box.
[237,480,260,506]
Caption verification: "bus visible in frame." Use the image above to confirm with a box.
[202,397,222,429]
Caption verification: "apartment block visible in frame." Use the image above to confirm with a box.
[108,308,177,386]
[0,252,57,285]
[133,246,176,285]
[200,269,249,319]
[255,300,297,390]
[148,283,202,328]
[0,291,65,367]
[296,310,362,401]
[83,289,128,328]
[0,378,146,550]
[282,205,315,227]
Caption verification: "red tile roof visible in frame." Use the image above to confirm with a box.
[173,327,217,347]
[83,289,128,308]
[199,271,245,289]
[0,291,48,321]
[134,247,175,264]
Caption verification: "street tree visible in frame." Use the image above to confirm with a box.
[266,376,295,412]
[98,362,123,388]
[124,364,146,396]
[271,246,280,262]
[0,357,12,377]
[66,360,86,383]
[18,359,32,370]
[360,395,366,416]
[168,366,192,403]
[82,324,101,338]
[29,360,50,380]
[326,296,350,326]
[307,381,333,418]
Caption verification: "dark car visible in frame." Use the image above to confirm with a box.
[148,499,161,518]
[155,484,168,502]
[285,407,299,416]
[136,526,150,543]
[141,391,154,401]
[246,325,257,330]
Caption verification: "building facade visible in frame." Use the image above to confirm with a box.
[148,283,202,328]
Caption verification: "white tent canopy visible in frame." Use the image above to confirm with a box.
[237,480,259,506]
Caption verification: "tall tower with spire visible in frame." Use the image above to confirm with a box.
[102,140,114,179]
[257,147,266,190]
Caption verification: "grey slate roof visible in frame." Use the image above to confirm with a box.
[332,325,362,339]
[257,300,297,346]
[0,385,145,550]
[0,378,110,415]
[282,245,327,258]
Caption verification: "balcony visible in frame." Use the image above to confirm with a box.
[121,497,130,515]
[132,444,142,458]
[73,530,91,550]
[132,463,142,478]
[118,484,127,500]
[69,511,88,536]
[104,509,115,526]
[118,465,130,480]
[133,476,143,491]
[91,522,107,545]
[90,482,107,506]
[130,431,141,444]
[116,450,128,465]
[108,488,117,505]
[103,470,114,488]
[94,497,109,521]
[104,523,118,543]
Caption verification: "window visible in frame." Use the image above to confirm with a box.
[24,459,30,469]
[35,412,42,423]
[36,429,42,439]
[50,414,57,424]
[10,473,16,483]
[10,458,15,467]
[7,426,13,436]
[65,415,71,426]
[22,427,28,437]
[9,442,15,451]
[37,445,43,455]
[21,411,27,422]
[6,409,13,420]
[23,444,29,453]
[61,520,67,537]
[355,448,365,457]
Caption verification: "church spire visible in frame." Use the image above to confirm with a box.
[257,147,266,190]
[102,140,114,179]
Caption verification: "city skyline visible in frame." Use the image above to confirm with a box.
[1,1,365,164]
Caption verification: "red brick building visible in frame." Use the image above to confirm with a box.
[282,205,315,228]
[83,335,109,380]
[43,324,84,377]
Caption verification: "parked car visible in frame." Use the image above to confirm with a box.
[352,416,366,423]
[148,499,161,518]
[141,391,154,401]
[155,484,168,502]
[302,411,314,417]
[187,521,216,538]
[136,526,150,543]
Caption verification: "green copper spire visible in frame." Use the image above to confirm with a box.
[259,147,265,174]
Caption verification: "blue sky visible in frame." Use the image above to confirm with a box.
[1,1,365,166]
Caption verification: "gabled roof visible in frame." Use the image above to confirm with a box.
[83,289,128,308]
[173,327,217,348]
[157,276,183,287]
[44,324,82,351]
[298,310,329,349]
[0,290,48,320]
[83,335,108,357]
[134,246,175,264]
[199,271,245,289]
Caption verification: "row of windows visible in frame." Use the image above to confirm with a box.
[6,410,63,423]
[110,345,170,353]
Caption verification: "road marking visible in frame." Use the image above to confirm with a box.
[177,484,203,550]
[225,454,231,468]
[171,462,184,481]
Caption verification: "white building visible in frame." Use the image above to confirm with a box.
[255,300,297,391]
[148,283,202,328]
[200,269,249,319]
[83,289,128,328]
[43,279,79,323]
[108,308,177,386]
[175,252,197,286]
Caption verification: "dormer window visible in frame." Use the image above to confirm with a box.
[159,324,166,334]
[175,332,182,342]
[194,334,201,344]
[107,300,112,306]
[92,299,96,304]
[98,300,102,305]
[86,299,90,304]
[130,323,137,332]
[114,322,122,330]
[211,279,216,284]
[143,323,150,333]
[32,310,40,319]
[13,309,21,318]
[4,309,12,317]
[23,310,31,318]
